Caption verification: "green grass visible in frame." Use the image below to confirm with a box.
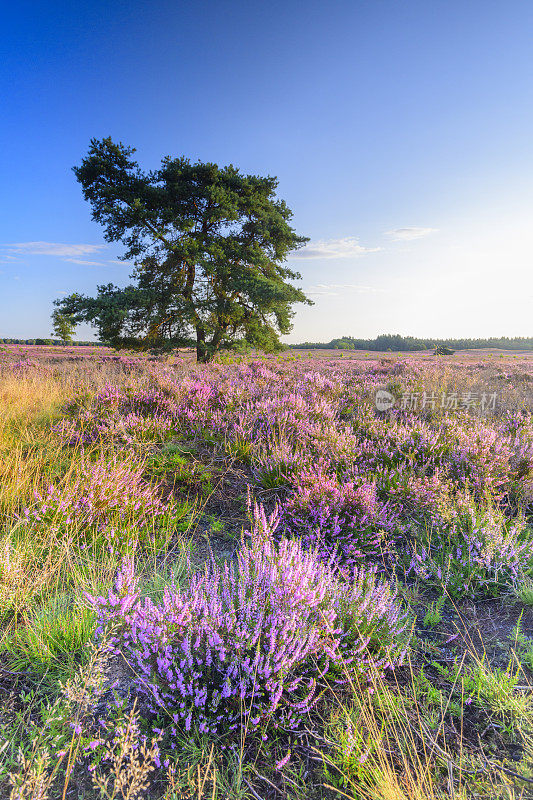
[1,593,96,684]
[514,578,533,606]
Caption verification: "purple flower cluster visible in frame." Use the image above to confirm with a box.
[20,453,179,550]
[281,465,398,570]
[53,356,533,596]
[88,504,408,739]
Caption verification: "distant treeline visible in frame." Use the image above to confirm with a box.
[0,338,105,346]
[292,334,533,352]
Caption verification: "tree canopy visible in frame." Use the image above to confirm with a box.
[51,309,76,344]
[56,138,311,361]
[293,334,533,352]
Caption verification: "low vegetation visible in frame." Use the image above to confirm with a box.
[3,346,533,798]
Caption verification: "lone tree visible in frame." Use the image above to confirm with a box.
[55,138,311,362]
[51,309,76,344]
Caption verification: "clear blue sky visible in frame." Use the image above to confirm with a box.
[2,0,533,342]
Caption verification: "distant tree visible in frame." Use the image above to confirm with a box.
[55,138,311,362]
[51,309,76,344]
[434,345,455,356]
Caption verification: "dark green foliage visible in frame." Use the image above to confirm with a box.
[294,333,533,352]
[56,138,311,362]
[434,344,455,355]
[51,310,76,344]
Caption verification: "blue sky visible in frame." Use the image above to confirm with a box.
[2,0,533,342]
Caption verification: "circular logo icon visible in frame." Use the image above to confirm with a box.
[375,388,395,411]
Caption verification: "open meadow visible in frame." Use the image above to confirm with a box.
[3,346,533,799]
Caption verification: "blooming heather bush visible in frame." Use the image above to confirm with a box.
[384,468,455,527]
[405,502,533,596]
[500,409,533,439]
[88,505,408,740]
[20,453,183,552]
[52,355,533,600]
[10,358,51,375]
[281,465,398,570]
[54,411,175,445]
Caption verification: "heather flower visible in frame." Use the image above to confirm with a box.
[19,453,182,552]
[53,356,533,604]
[89,504,408,741]
[404,501,533,596]
[281,465,398,570]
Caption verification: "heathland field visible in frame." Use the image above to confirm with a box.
[4,346,533,799]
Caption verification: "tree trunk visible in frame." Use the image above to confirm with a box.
[196,327,211,362]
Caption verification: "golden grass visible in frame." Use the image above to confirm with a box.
[0,369,116,636]
[320,657,531,800]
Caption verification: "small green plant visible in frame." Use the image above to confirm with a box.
[204,514,225,535]
[458,657,531,722]
[514,578,533,606]
[510,614,533,672]
[422,594,446,629]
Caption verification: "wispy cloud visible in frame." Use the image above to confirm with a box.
[307,283,384,297]
[385,227,437,241]
[291,237,380,260]
[63,258,108,266]
[4,242,107,257]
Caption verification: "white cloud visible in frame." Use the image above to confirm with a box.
[317,283,383,292]
[4,242,107,257]
[385,227,437,241]
[307,283,384,297]
[291,237,380,259]
[63,258,108,266]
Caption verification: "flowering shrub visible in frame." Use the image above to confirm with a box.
[20,453,184,552]
[54,355,533,598]
[404,502,533,596]
[88,505,408,740]
[281,465,398,570]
